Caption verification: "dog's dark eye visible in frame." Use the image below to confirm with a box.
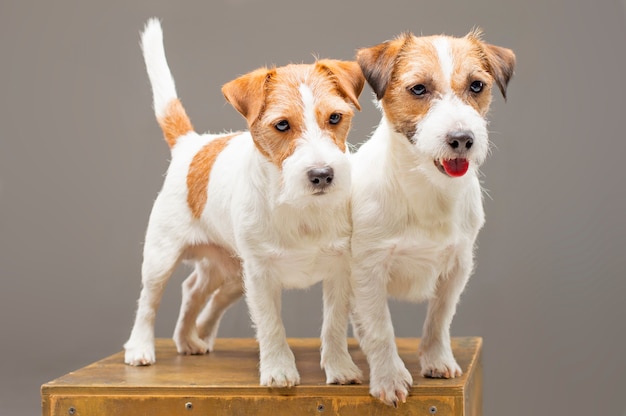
[329,113,342,125]
[275,120,290,132]
[410,84,427,96]
[470,80,484,93]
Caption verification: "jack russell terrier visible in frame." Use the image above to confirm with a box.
[349,30,515,406]
[124,19,365,388]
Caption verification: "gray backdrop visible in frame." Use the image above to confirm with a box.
[1,1,625,415]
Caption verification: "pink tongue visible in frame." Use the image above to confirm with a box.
[442,158,469,177]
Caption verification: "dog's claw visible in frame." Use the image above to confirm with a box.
[398,391,407,404]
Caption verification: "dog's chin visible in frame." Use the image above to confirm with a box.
[277,185,346,208]
[434,158,470,178]
[309,185,339,199]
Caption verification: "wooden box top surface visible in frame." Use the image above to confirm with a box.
[42,337,481,398]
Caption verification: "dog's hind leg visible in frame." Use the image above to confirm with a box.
[173,259,223,355]
[124,222,185,366]
[195,275,244,352]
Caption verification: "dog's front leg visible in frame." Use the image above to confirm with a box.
[352,257,412,406]
[419,247,473,378]
[243,263,300,388]
[320,258,363,385]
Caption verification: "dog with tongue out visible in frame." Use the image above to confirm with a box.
[348,30,515,406]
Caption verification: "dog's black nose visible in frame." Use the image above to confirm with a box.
[447,130,474,151]
[308,167,334,187]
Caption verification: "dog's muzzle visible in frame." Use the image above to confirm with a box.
[434,130,474,177]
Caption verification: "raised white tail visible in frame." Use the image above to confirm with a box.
[141,18,193,148]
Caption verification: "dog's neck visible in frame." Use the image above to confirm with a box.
[374,115,480,236]
[246,148,350,243]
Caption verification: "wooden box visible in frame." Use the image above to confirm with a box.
[42,337,482,415]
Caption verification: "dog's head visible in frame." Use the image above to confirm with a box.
[357,30,515,179]
[222,60,364,206]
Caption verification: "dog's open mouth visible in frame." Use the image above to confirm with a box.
[435,158,470,177]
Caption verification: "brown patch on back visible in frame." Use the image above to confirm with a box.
[186,133,238,218]
[157,98,194,148]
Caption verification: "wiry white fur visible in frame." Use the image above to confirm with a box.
[141,18,178,119]
[351,35,492,406]
[413,95,490,179]
[433,37,454,86]
[124,20,361,388]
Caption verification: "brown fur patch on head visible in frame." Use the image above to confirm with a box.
[359,32,515,141]
[374,35,443,141]
[242,62,359,169]
[447,36,496,116]
[186,133,239,218]
[466,29,516,100]
[356,33,412,100]
[315,59,365,110]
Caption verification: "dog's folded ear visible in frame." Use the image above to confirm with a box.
[316,60,365,111]
[356,33,412,100]
[467,30,516,100]
[483,44,516,100]
[222,67,275,124]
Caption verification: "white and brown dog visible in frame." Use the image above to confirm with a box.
[124,19,365,388]
[349,30,515,405]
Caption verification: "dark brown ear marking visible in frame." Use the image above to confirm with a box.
[483,44,515,100]
[356,33,412,100]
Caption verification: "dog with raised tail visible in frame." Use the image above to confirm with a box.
[349,30,515,406]
[124,18,365,388]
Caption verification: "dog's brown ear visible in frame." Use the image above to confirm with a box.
[222,67,274,124]
[356,33,411,100]
[468,31,516,100]
[483,44,515,100]
[316,60,365,111]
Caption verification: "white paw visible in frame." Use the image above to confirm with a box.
[321,354,363,385]
[260,363,301,388]
[124,342,156,366]
[420,352,462,378]
[174,332,209,355]
[199,327,218,353]
[370,362,413,407]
